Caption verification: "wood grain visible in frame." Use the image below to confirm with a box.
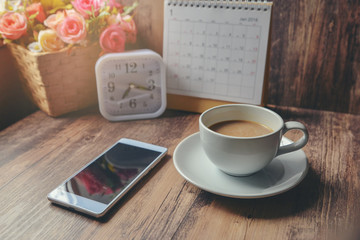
[268,0,360,114]
[0,107,359,240]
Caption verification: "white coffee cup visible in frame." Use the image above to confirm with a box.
[199,104,309,176]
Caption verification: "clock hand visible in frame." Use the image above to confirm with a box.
[122,85,133,99]
[132,83,152,91]
[122,83,153,99]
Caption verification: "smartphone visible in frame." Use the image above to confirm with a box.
[48,138,167,218]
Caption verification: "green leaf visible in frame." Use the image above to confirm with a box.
[33,24,47,32]
[48,4,73,14]
[41,0,66,12]
[29,12,39,20]
[122,1,138,17]
[3,39,13,44]
[98,11,110,18]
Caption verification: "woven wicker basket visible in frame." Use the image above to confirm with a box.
[7,43,101,117]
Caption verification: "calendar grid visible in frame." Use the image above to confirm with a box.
[166,19,262,101]
[164,0,272,106]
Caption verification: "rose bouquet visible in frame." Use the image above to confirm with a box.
[0,0,138,54]
[0,0,139,117]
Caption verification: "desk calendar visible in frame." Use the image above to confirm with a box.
[163,0,273,112]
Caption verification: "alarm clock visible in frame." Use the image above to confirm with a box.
[95,49,167,121]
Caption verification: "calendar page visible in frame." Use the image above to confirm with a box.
[163,1,272,107]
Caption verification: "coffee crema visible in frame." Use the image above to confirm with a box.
[209,120,273,137]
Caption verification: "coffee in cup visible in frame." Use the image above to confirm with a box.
[209,120,273,138]
[199,104,309,176]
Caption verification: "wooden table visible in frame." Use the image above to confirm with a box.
[1,106,359,240]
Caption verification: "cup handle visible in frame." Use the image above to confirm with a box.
[275,121,309,157]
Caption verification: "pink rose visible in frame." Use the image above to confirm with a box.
[107,14,137,44]
[0,12,27,40]
[26,3,46,23]
[99,24,126,53]
[71,0,103,19]
[107,0,123,11]
[53,10,87,44]
[44,11,66,30]
[119,15,137,44]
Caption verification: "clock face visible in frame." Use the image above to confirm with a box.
[95,50,166,121]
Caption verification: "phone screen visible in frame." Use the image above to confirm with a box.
[63,142,163,204]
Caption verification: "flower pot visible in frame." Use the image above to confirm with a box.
[7,43,101,117]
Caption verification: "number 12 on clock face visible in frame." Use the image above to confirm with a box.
[95,49,167,121]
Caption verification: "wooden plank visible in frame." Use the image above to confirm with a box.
[1,107,360,239]
[268,0,360,113]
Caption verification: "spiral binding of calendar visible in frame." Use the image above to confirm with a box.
[167,0,272,11]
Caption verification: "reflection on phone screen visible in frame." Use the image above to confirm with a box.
[65,143,162,204]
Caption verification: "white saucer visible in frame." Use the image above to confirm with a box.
[173,132,309,198]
